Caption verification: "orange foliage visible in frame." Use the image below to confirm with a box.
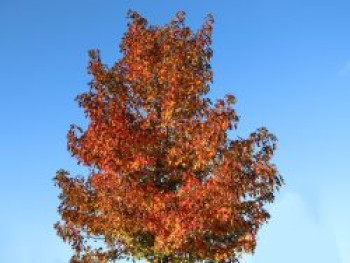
[54,10,283,263]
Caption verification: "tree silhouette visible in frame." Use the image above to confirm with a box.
[54,10,283,263]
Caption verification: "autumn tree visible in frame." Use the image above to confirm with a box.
[54,10,283,263]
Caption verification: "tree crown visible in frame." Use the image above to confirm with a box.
[54,10,283,263]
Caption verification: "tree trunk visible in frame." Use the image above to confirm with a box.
[162,256,169,263]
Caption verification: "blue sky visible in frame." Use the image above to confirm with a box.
[1,0,349,262]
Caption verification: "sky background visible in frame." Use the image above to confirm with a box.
[1,0,349,262]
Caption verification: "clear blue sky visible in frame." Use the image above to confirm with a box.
[1,0,349,262]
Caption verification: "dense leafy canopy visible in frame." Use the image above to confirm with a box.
[54,10,283,263]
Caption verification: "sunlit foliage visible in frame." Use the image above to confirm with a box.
[54,10,283,263]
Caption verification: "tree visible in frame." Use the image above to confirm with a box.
[54,10,283,263]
